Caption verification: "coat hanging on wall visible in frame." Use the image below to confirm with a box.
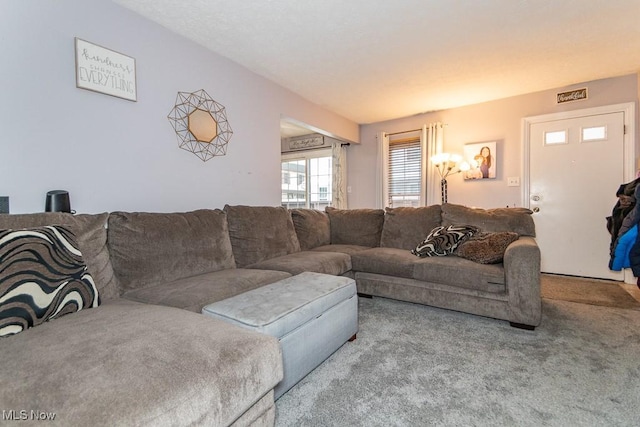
[167,89,233,162]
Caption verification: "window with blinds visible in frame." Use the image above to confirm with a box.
[388,137,422,207]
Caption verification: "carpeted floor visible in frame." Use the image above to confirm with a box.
[275,294,640,426]
[541,273,640,310]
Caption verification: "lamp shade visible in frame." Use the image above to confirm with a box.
[45,190,72,213]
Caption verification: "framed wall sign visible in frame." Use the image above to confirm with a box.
[463,141,497,180]
[557,88,587,104]
[75,38,137,101]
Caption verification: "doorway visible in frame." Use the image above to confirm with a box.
[523,103,636,281]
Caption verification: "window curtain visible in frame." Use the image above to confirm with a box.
[331,141,348,209]
[424,122,444,205]
[376,132,390,208]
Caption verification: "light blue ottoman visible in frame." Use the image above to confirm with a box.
[201,272,358,399]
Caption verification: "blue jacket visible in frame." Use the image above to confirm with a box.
[609,180,640,273]
[611,225,638,271]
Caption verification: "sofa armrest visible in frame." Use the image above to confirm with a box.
[503,236,542,327]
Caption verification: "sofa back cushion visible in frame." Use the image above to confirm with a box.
[224,205,301,268]
[380,206,442,250]
[0,212,119,301]
[441,203,536,236]
[108,209,235,293]
[290,209,331,250]
[325,207,385,247]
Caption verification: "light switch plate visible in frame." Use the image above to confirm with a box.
[507,177,520,187]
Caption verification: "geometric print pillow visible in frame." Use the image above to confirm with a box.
[0,225,99,337]
[411,225,479,257]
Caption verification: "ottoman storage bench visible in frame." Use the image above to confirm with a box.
[202,272,358,399]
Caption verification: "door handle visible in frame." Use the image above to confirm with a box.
[532,207,540,213]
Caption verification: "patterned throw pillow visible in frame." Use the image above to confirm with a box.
[411,225,479,257]
[0,226,99,337]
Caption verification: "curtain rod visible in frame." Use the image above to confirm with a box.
[385,124,448,137]
[385,128,421,137]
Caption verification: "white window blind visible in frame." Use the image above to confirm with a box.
[387,137,422,207]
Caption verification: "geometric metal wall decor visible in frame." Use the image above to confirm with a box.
[167,89,233,162]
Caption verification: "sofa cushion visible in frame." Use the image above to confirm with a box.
[351,247,420,279]
[411,225,478,257]
[412,256,506,293]
[224,205,301,267]
[312,244,373,256]
[455,232,520,264]
[0,212,119,300]
[441,203,536,236]
[123,269,291,313]
[325,207,385,247]
[247,251,352,276]
[0,226,99,337]
[380,206,442,250]
[290,208,331,250]
[108,210,236,293]
[0,298,283,426]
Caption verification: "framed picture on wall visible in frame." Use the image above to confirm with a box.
[75,38,137,101]
[463,141,497,180]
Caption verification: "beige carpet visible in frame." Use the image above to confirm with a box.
[276,296,640,426]
[541,273,640,310]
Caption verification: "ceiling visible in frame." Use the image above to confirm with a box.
[280,119,320,139]
[114,0,640,124]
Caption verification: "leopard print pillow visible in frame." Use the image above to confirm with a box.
[455,231,519,264]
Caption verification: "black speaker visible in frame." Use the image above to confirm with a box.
[0,196,8,214]
[45,190,72,213]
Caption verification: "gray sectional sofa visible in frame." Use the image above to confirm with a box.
[0,203,540,426]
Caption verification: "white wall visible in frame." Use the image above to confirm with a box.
[0,0,358,214]
[349,73,639,209]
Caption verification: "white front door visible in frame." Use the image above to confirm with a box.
[528,111,626,280]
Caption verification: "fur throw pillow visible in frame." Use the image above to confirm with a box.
[454,231,519,264]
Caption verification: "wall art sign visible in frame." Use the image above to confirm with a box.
[463,141,497,180]
[289,135,325,150]
[75,38,137,101]
[556,88,587,104]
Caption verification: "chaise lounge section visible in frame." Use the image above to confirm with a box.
[0,211,284,426]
